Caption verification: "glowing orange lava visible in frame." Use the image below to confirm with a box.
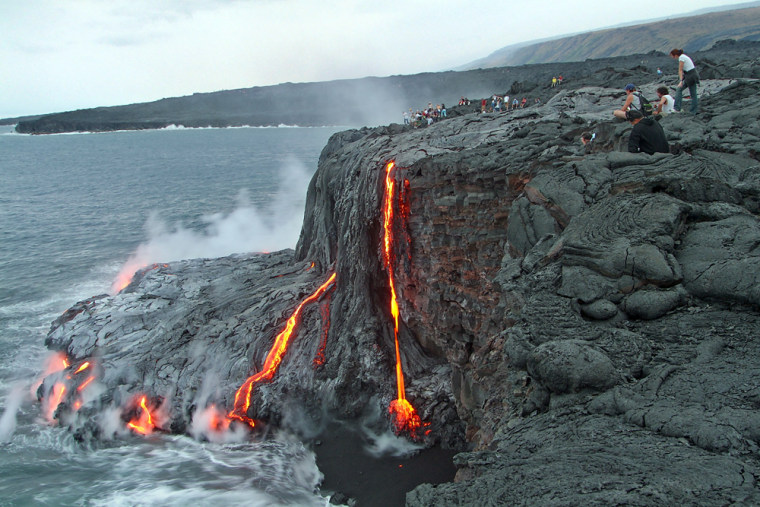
[45,382,67,423]
[112,263,170,293]
[127,395,156,435]
[73,362,91,374]
[42,353,69,376]
[77,375,95,392]
[33,352,71,397]
[205,404,231,433]
[382,161,421,435]
[228,272,337,427]
[113,269,141,293]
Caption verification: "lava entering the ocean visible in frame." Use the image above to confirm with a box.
[227,272,337,427]
[112,263,170,294]
[382,161,421,435]
[127,395,157,435]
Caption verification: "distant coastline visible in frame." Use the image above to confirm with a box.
[4,123,345,136]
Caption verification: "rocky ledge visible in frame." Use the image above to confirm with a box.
[42,47,760,505]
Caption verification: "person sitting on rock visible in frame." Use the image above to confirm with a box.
[626,110,669,155]
[613,83,642,120]
[580,131,595,154]
[654,86,676,115]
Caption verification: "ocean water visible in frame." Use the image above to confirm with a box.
[0,125,345,505]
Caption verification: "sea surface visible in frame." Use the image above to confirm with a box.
[0,125,346,505]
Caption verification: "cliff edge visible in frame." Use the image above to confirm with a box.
[41,46,760,505]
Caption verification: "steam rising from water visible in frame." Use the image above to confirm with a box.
[112,157,311,293]
[363,427,423,458]
[0,384,25,442]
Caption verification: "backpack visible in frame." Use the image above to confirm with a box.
[633,92,654,116]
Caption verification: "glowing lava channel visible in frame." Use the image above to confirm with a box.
[228,272,337,427]
[382,161,421,435]
[127,395,156,435]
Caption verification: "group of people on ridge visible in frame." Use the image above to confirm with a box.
[403,103,447,127]
[480,95,539,113]
[604,48,700,155]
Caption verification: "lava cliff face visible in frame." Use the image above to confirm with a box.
[297,75,760,504]
[43,43,760,504]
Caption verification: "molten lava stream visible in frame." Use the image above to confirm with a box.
[227,272,337,427]
[44,382,67,423]
[127,395,156,435]
[382,161,421,435]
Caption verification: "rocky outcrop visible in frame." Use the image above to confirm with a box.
[42,50,760,504]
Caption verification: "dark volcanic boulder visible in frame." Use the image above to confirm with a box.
[526,340,619,393]
[678,215,760,305]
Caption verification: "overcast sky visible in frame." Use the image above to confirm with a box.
[0,0,745,118]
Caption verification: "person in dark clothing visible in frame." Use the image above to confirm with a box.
[626,110,669,155]
[580,131,595,155]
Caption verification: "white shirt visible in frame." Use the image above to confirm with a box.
[679,54,695,72]
[660,94,676,114]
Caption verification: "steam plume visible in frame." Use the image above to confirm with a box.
[112,157,311,293]
[0,384,25,442]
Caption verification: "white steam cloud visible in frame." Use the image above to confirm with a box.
[112,156,312,293]
[0,384,26,442]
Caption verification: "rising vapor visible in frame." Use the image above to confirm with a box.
[112,157,312,293]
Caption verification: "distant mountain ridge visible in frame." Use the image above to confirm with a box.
[464,3,760,69]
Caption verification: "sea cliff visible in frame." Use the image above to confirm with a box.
[41,44,760,505]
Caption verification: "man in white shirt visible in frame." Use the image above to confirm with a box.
[654,86,676,115]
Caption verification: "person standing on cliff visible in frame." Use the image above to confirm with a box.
[670,48,700,114]
[626,110,669,155]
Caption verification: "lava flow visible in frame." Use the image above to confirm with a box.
[112,263,170,294]
[228,272,337,427]
[127,395,156,435]
[382,161,421,435]
[44,382,67,423]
